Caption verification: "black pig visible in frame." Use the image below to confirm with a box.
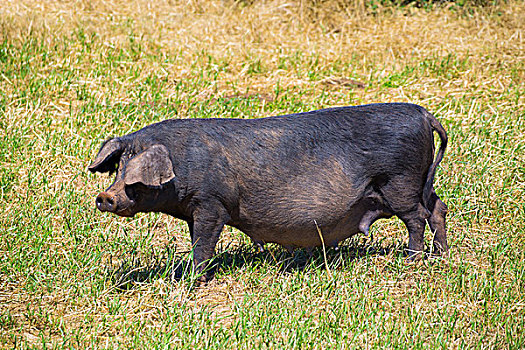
[89,103,449,281]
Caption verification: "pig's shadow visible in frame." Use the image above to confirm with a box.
[107,238,406,290]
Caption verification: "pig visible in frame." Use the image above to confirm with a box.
[89,103,449,281]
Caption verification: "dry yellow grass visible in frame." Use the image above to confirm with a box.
[2,0,523,105]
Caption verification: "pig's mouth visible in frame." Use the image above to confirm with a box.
[115,206,136,217]
[113,200,137,217]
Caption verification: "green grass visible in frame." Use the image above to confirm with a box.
[0,0,524,348]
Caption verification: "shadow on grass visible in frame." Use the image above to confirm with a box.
[106,237,407,290]
[216,237,407,275]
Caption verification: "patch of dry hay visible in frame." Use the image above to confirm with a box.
[1,0,523,103]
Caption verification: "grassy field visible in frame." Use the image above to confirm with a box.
[0,0,524,348]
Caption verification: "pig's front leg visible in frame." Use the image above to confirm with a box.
[190,202,230,282]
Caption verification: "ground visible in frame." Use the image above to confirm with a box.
[0,0,524,348]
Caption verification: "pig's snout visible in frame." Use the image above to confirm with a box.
[96,192,116,212]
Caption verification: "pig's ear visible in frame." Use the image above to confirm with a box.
[124,144,175,187]
[88,138,125,173]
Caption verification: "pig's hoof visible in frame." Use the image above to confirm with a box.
[431,244,450,258]
[405,250,424,263]
[195,272,214,284]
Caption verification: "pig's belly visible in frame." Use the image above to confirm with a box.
[242,216,360,249]
[234,196,391,249]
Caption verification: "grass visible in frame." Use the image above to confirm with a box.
[0,0,524,348]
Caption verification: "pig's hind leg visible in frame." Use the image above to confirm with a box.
[379,175,432,259]
[397,203,431,259]
[426,189,449,256]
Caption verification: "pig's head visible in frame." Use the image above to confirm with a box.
[88,138,175,217]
